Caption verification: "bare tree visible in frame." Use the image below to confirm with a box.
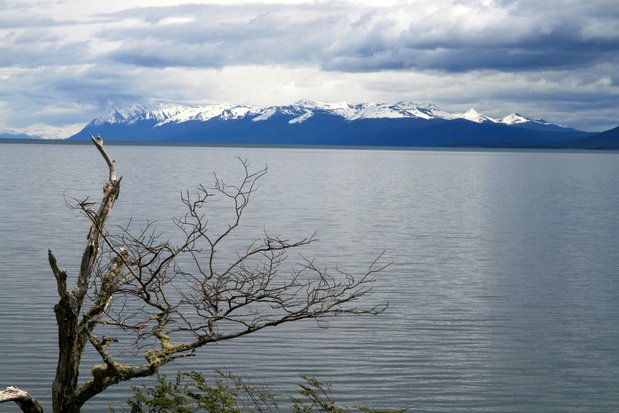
[0,135,387,413]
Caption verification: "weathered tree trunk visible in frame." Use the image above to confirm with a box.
[51,297,87,413]
[0,387,44,413]
[49,135,122,413]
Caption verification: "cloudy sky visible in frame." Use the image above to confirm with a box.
[1,0,618,137]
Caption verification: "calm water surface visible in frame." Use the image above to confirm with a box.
[1,143,618,412]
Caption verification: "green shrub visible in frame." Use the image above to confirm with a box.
[126,371,405,413]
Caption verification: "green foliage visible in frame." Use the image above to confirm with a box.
[291,376,341,413]
[126,371,405,413]
[291,376,405,413]
[128,373,192,413]
[128,369,277,413]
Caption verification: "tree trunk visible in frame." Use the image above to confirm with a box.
[49,135,122,413]
[52,299,86,413]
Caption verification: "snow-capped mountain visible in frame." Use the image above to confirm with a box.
[87,100,564,128]
[93,103,264,126]
[68,100,592,148]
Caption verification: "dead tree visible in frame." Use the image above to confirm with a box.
[0,387,43,413]
[0,135,387,413]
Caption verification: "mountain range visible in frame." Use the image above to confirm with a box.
[0,130,43,140]
[4,100,618,149]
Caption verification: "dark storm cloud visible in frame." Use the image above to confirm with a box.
[0,11,91,68]
[96,1,619,74]
[0,36,91,67]
[0,15,63,28]
[397,21,619,72]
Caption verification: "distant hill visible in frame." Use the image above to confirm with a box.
[567,126,619,149]
[0,130,41,140]
[64,100,605,148]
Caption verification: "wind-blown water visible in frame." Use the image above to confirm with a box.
[1,143,618,412]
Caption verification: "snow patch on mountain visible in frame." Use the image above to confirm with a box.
[386,102,454,120]
[216,105,259,121]
[292,100,358,119]
[289,111,313,124]
[456,108,498,123]
[350,103,408,120]
[502,113,531,125]
[252,108,277,122]
[502,113,570,128]
[287,100,458,121]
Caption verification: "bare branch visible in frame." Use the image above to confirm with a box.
[48,249,69,300]
[0,387,43,413]
[89,132,115,182]
[80,249,129,332]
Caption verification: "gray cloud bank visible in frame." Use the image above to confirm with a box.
[1,0,619,134]
[99,1,619,72]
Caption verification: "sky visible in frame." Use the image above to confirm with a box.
[1,0,619,137]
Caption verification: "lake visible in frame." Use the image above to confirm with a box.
[1,143,619,412]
